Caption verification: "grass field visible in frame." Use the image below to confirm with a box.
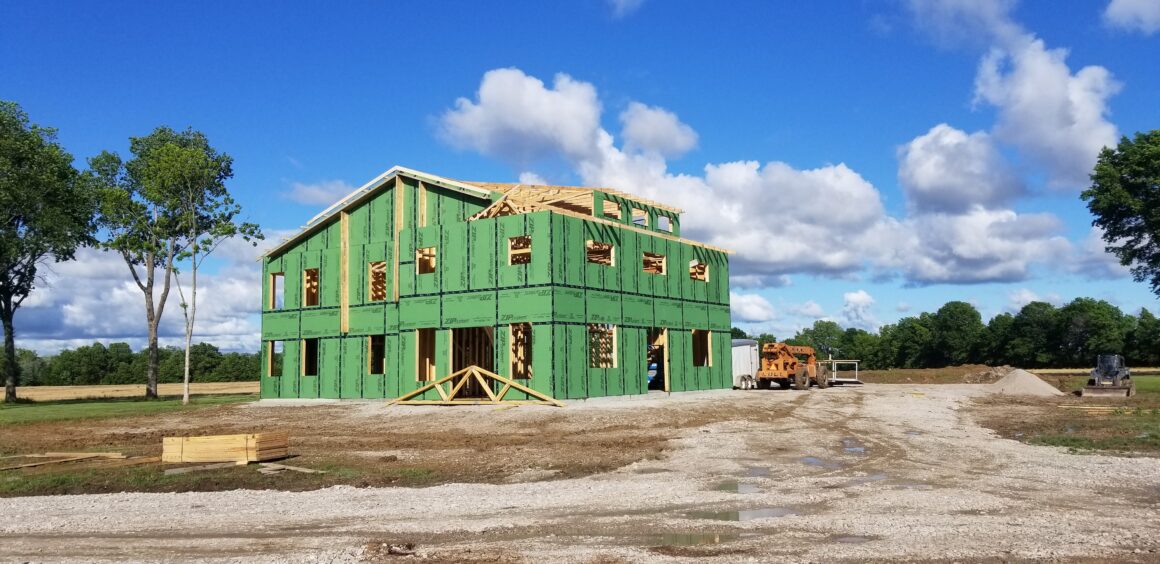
[13,381,258,402]
[0,394,255,426]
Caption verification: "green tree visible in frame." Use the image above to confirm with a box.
[1126,308,1160,366]
[795,320,844,357]
[1082,130,1160,297]
[930,301,984,366]
[980,312,1015,366]
[1007,302,1059,368]
[838,328,878,362]
[1055,298,1127,367]
[90,127,256,399]
[890,314,935,368]
[154,135,261,403]
[0,101,97,402]
[730,327,750,339]
[754,333,777,348]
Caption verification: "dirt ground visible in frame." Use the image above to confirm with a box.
[2,384,1160,562]
[14,381,258,401]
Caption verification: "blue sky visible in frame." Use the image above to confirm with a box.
[2,0,1159,351]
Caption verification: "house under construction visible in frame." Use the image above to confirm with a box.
[259,166,732,402]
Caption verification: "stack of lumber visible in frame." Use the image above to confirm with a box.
[162,432,289,464]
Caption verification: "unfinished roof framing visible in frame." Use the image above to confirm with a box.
[260,166,732,402]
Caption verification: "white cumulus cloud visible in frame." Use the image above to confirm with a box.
[789,300,826,319]
[438,67,1107,288]
[730,292,777,323]
[974,37,1121,188]
[1105,0,1160,34]
[619,102,698,158]
[284,179,356,206]
[439,68,603,165]
[842,290,878,330]
[898,123,1024,213]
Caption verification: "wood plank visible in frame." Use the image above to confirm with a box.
[164,462,241,475]
[258,462,326,474]
[0,455,100,471]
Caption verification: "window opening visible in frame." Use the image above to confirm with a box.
[269,273,284,309]
[689,259,709,282]
[368,335,385,375]
[631,208,649,227]
[657,215,673,233]
[417,328,436,382]
[692,330,711,367]
[586,240,614,266]
[417,247,437,275]
[368,261,387,301]
[642,252,666,275]
[302,338,319,376]
[588,324,617,368]
[510,323,532,379]
[303,268,320,307]
[266,341,283,377]
[603,199,622,220]
[509,236,531,265]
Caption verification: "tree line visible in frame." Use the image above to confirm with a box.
[733,298,1160,370]
[0,342,259,387]
[1,100,261,402]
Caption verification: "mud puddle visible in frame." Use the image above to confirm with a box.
[840,437,867,454]
[687,507,795,521]
[714,480,760,494]
[800,456,843,469]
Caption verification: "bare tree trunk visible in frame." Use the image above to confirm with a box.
[2,295,19,403]
[146,323,159,399]
[142,276,159,399]
[180,235,199,405]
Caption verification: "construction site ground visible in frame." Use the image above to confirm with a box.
[3,377,1160,562]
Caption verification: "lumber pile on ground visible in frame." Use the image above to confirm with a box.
[162,432,289,464]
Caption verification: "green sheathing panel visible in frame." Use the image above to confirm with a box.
[499,288,552,324]
[443,292,497,327]
[442,222,469,293]
[259,342,280,398]
[319,338,340,398]
[348,304,388,335]
[468,221,497,290]
[279,340,301,398]
[341,337,363,398]
[400,296,440,330]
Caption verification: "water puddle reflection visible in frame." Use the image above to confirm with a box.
[800,456,843,469]
[840,437,867,454]
[714,480,761,494]
[687,507,795,521]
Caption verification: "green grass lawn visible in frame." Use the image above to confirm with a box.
[0,394,255,426]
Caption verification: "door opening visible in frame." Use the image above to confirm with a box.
[452,326,495,398]
[647,328,668,392]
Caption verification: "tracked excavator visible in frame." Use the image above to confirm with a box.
[737,342,830,390]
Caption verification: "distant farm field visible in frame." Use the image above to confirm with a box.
[13,382,258,402]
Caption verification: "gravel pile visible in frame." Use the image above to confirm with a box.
[990,368,1065,397]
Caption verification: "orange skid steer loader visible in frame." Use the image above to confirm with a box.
[741,342,830,390]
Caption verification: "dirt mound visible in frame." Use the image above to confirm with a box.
[990,368,1065,397]
[964,366,1013,384]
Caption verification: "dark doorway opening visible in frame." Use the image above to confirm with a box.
[647,328,668,391]
[452,326,495,398]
